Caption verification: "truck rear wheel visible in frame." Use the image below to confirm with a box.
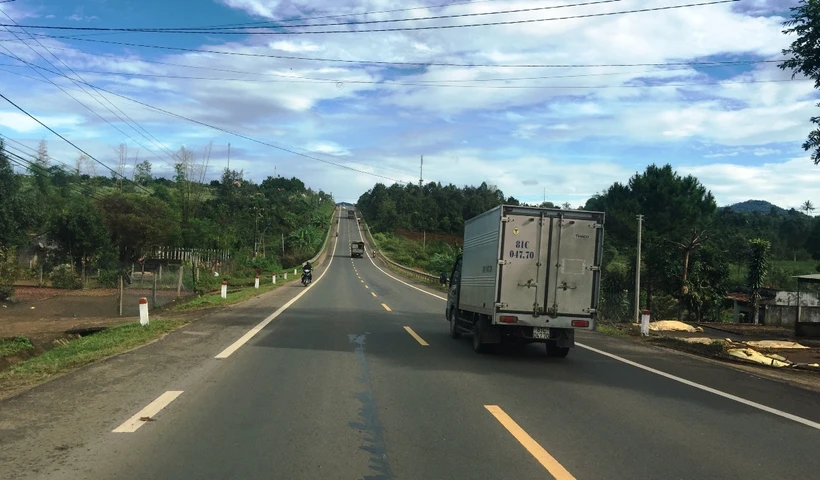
[472,318,492,354]
[449,309,461,339]
[545,341,570,358]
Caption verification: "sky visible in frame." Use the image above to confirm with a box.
[0,0,818,209]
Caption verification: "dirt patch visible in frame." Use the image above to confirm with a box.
[1,287,185,338]
[699,323,794,338]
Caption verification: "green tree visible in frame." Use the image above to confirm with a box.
[780,0,820,164]
[802,199,816,215]
[808,217,820,260]
[747,239,771,325]
[97,193,179,262]
[134,160,152,185]
[587,164,717,315]
[53,197,113,275]
[0,139,34,250]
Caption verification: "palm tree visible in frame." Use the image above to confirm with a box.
[802,200,815,216]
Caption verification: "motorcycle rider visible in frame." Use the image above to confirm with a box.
[302,261,313,283]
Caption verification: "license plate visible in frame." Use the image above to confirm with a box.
[532,327,549,339]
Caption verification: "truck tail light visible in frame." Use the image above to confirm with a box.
[571,320,589,328]
[499,316,518,324]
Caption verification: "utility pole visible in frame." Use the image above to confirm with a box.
[419,155,423,187]
[227,143,230,171]
[634,214,644,323]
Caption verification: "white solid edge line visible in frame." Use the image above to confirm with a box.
[112,390,183,433]
[215,235,340,359]
[576,342,820,431]
[356,224,446,301]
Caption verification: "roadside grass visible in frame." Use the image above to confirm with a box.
[646,336,726,358]
[169,281,281,313]
[0,337,34,358]
[0,318,187,388]
[596,322,637,337]
[596,324,628,337]
[379,260,448,292]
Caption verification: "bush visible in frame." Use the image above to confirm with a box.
[50,264,83,290]
[195,272,222,293]
[97,269,121,288]
[0,249,21,301]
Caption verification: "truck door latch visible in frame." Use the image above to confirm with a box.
[518,279,537,288]
[559,281,577,291]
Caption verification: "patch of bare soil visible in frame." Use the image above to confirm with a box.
[699,323,794,338]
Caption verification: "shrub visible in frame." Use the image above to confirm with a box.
[97,269,121,288]
[0,249,22,301]
[50,264,83,290]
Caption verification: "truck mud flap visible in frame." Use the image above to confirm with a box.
[480,317,502,344]
[550,328,574,348]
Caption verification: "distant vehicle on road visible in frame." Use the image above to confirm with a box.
[347,209,355,219]
[446,205,605,357]
[350,241,365,258]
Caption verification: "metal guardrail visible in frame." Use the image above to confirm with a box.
[359,221,439,282]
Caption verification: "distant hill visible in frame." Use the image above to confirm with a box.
[727,200,790,215]
[336,202,355,207]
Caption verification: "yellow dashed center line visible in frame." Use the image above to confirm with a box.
[381,303,392,312]
[365,285,369,289]
[484,405,576,479]
[403,326,429,346]
[371,292,377,297]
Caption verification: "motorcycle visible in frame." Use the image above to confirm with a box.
[301,268,313,286]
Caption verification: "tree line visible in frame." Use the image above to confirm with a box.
[357,164,820,322]
[0,139,334,300]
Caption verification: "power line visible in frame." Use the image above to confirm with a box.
[0,9,179,164]
[0,91,154,194]
[2,1,737,36]
[0,66,412,182]
[0,45,178,175]
[0,42,174,168]
[2,0,627,33]
[193,0,526,28]
[3,148,111,203]
[0,58,758,85]
[14,33,779,69]
[0,60,799,91]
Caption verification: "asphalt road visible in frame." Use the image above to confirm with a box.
[4,213,820,480]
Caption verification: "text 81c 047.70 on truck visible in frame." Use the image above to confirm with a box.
[446,205,605,358]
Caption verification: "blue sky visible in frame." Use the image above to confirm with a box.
[0,0,818,209]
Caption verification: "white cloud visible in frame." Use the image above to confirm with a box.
[753,147,780,156]
[680,157,820,208]
[1,0,818,205]
[65,14,99,22]
[0,111,82,133]
[306,141,351,156]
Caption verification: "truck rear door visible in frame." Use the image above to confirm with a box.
[545,215,602,317]
[498,213,545,313]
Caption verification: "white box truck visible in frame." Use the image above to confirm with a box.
[446,205,605,357]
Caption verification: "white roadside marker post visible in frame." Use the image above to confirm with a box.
[221,281,227,299]
[254,275,260,289]
[640,309,650,337]
[272,274,276,284]
[139,297,149,326]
